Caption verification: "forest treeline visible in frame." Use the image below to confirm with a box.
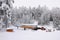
[11,5,60,29]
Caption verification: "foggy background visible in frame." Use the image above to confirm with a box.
[13,0,60,9]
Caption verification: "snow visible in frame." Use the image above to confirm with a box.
[0,25,60,40]
[0,22,60,40]
[0,29,60,40]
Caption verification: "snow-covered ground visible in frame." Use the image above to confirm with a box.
[0,28,60,40]
[0,21,60,40]
[0,24,60,40]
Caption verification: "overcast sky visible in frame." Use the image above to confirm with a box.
[13,0,60,9]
